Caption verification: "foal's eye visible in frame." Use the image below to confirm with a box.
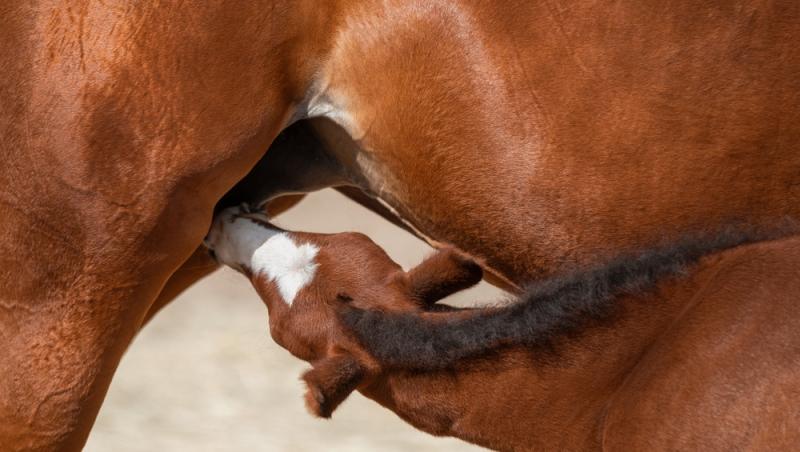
[336,293,353,303]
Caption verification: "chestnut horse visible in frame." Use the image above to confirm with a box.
[2,1,799,449]
[205,206,800,450]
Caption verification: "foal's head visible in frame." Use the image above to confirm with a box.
[205,205,482,417]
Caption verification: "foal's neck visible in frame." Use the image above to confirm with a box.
[356,252,725,450]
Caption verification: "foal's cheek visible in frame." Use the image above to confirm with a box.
[264,298,292,335]
[251,275,284,310]
[267,314,281,338]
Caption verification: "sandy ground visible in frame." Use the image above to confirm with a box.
[85,190,504,451]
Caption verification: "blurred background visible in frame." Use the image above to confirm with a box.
[86,189,504,451]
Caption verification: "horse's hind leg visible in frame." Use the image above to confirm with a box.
[0,10,317,451]
[0,129,285,451]
[0,137,276,451]
[0,228,175,450]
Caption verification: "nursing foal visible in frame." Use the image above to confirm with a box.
[206,206,800,451]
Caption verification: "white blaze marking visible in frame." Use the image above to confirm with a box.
[206,208,319,305]
[252,234,319,305]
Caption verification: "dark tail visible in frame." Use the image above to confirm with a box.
[340,223,794,371]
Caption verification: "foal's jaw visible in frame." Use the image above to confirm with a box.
[207,206,489,420]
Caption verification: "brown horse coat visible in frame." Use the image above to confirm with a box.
[205,207,800,451]
[2,1,799,449]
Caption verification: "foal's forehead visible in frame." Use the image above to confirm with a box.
[252,233,320,306]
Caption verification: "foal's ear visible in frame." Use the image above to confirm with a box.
[301,354,365,418]
[407,248,483,306]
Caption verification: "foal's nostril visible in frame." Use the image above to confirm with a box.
[207,248,218,262]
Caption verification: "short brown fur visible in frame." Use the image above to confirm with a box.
[237,226,800,451]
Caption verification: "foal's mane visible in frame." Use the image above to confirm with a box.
[340,223,795,371]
